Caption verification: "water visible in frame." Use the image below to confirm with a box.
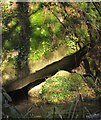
[12,93,101,119]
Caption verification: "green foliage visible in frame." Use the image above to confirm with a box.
[29,40,52,60]
[2,2,100,90]
[68,73,83,91]
[86,76,95,85]
[65,34,78,50]
[30,10,44,26]
[41,76,71,103]
[2,2,100,119]
[41,72,84,103]
[3,2,100,55]
[40,71,96,104]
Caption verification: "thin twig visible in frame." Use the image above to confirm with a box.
[71,94,80,120]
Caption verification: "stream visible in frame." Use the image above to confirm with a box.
[11,90,101,119]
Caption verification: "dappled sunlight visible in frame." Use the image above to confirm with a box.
[40,71,96,104]
[29,45,68,73]
[2,2,101,119]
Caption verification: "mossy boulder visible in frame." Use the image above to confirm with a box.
[40,70,95,103]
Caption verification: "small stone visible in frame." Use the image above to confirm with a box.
[28,82,45,97]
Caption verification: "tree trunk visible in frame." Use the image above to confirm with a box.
[16,2,30,79]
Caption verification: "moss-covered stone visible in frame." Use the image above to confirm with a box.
[40,71,95,104]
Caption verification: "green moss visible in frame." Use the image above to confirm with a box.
[41,72,84,103]
[30,10,44,26]
[41,76,71,103]
[68,73,83,91]
[40,71,95,104]
[29,39,52,60]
